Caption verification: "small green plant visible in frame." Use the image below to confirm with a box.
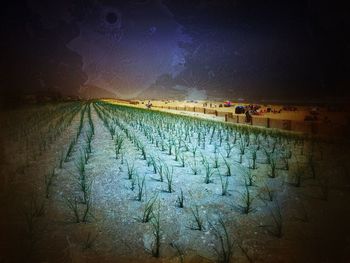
[225,142,234,158]
[151,203,161,257]
[126,160,136,180]
[65,138,76,162]
[259,183,275,202]
[157,161,164,182]
[179,153,185,167]
[249,148,258,169]
[82,231,98,251]
[242,167,255,187]
[108,124,116,139]
[141,194,158,223]
[238,138,246,155]
[130,176,136,191]
[79,178,92,205]
[140,144,147,160]
[263,148,271,164]
[81,195,92,222]
[213,153,220,169]
[148,156,157,173]
[85,131,93,154]
[82,147,90,164]
[189,159,200,175]
[66,196,80,223]
[170,242,184,263]
[237,182,254,214]
[114,134,124,159]
[174,146,180,161]
[136,174,146,201]
[168,141,172,155]
[268,157,277,178]
[203,160,215,184]
[219,173,229,196]
[75,154,86,178]
[266,199,283,238]
[189,205,204,231]
[221,155,232,176]
[209,216,234,263]
[59,151,64,168]
[164,165,174,193]
[176,189,184,208]
[191,145,198,158]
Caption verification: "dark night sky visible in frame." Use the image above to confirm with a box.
[1,0,349,103]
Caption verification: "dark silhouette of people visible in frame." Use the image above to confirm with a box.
[146,100,152,109]
[245,110,252,123]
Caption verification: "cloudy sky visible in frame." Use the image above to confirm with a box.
[1,0,349,102]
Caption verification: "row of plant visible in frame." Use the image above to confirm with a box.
[91,101,329,262]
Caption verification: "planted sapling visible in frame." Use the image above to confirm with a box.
[164,165,174,193]
[189,205,204,231]
[219,173,229,196]
[189,159,200,175]
[176,189,184,208]
[203,160,215,184]
[126,160,136,180]
[141,194,158,223]
[136,174,146,201]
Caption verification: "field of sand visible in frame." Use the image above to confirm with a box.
[1,100,350,263]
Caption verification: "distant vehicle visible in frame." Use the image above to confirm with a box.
[235,105,245,114]
[224,101,232,107]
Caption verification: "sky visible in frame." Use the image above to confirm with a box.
[1,0,349,103]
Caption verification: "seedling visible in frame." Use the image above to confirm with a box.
[126,161,136,180]
[151,204,161,257]
[65,138,76,162]
[213,153,220,169]
[136,174,146,201]
[66,196,80,223]
[179,153,185,167]
[203,160,215,184]
[157,161,164,182]
[259,183,275,202]
[141,194,158,223]
[82,231,98,251]
[189,159,200,175]
[266,199,283,238]
[268,157,277,178]
[237,182,254,214]
[209,216,234,263]
[219,173,229,196]
[189,205,204,231]
[225,142,234,158]
[164,165,174,193]
[176,189,184,208]
[242,167,255,187]
[221,155,232,176]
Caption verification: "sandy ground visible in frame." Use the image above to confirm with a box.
[1,101,350,263]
